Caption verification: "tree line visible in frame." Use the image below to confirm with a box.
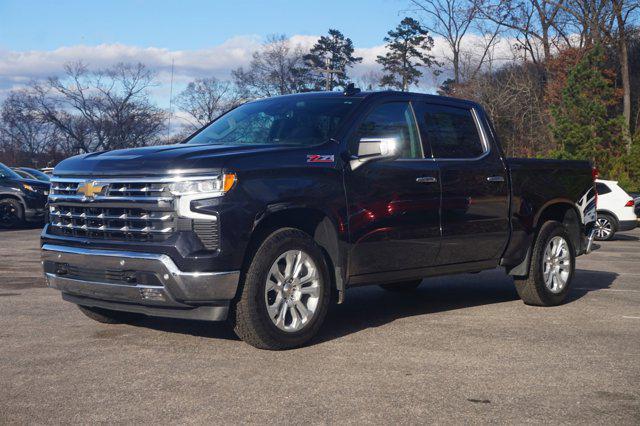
[1,0,639,189]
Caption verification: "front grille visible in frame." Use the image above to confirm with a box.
[48,177,177,242]
[49,205,176,242]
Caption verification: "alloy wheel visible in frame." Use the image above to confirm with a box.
[594,218,612,240]
[264,250,321,333]
[542,236,571,294]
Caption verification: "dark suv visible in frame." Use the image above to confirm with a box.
[0,162,50,227]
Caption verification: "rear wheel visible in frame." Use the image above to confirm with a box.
[77,305,142,324]
[594,214,616,241]
[0,198,24,228]
[514,220,575,306]
[231,228,332,350]
[379,279,422,292]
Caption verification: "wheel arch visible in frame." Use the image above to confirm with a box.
[0,192,26,205]
[508,201,583,277]
[0,193,26,213]
[595,209,619,226]
[244,206,346,303]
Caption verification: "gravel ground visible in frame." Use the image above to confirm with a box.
[0,226,639,424]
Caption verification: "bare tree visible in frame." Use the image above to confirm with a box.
[233,35,313,98]
[455,62,553,156]
[554,0,615,47]
[610,0,639,140]
[32,62,166,153]
[0,89,61,166]
[175,77,241,129]
[408,0,480,83]
[481,0,567,63]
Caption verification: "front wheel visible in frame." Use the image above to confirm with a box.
[230,228,332,350]
[0,198,24,228]
[514,220,575,306]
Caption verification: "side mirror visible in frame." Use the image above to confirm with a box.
[350,137,399,170]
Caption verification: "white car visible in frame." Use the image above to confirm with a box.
[594,179,638,240]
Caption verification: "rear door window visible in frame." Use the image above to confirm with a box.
[414,103,486,159]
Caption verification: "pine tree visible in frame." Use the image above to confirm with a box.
[550,45,625,175]
[304,29,362,91]
[376,17,439,91]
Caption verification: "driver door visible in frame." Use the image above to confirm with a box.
[345,101,441,277]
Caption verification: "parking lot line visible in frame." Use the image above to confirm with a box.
[573,287,640,292]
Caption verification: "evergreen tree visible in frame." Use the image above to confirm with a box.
[550,45,626,176]
[304,29,362,91]
[376,17,439,91]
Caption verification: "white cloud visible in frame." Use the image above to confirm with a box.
[0,33,520,103]
[0,36,263,100]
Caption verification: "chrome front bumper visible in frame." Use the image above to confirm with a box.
[42,244,240,321]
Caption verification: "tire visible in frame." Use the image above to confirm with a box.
[514,220,575,306]
[77,305,142,324]
[379,279,422,292]
[594,213,616,241]
[0,198,24,229]
[230,228,332,350]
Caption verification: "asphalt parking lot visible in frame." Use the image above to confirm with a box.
[1,227,639,424]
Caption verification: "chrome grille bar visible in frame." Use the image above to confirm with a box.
[50,210,172,221]
[50,220,173,234]
[49,194,173,203]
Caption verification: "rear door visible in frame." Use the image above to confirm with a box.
[413,101,509,264]
[345,100,441,276]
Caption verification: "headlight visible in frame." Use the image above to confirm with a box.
[168,174,236,196]
[171,174,236,219]
[22,183,47,194]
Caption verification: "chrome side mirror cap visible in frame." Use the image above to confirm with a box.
[350,137,399,170]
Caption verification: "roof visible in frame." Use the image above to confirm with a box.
[247,89,478,108]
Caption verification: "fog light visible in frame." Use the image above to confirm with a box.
[139,288,166,301]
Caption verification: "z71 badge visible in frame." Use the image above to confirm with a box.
[307,154,334,163]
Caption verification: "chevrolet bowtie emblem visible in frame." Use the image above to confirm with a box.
[76,181,106,198]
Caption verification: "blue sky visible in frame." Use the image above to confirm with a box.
[1,0,407,51]
[0,0,466,109]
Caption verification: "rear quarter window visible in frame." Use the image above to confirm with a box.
[596,183,611,195]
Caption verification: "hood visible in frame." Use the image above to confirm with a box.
[53,143,298,177]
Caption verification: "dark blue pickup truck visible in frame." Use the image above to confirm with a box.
[41,89,597,349]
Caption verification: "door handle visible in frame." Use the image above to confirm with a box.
[416,176,437,183]
[486,176,505,182]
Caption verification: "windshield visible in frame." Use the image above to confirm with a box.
[187,97,361,146]
[0,163,22,180]
[21,168,50,181]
